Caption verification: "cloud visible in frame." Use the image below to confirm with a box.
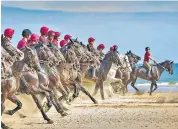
[2,1,178,12]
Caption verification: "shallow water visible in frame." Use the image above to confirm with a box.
[128,85,178,93]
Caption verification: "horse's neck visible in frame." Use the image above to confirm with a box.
[12,60,25,73]
[157,64,165,76]
[80,63,89,74]
[100,60,113,75]
[40,62,54,73]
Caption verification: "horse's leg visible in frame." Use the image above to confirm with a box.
[33,86,67,117]
[69,83,80,102]
[125,78,132,93]
[63,85,70,95]
[79,84,98,104]
[151,82,158,93]
[93,80,100,96]
[131,77,140,92]
[1,103,9,129]
[31,94,53,124]
[122,79,127,95]
[57,87,69,102]
[57,80,69,102]
[7,95,22,115]
[99,81,105,100]
[1,90,9,129]
[149,82,154,95]
[52,88,68,116]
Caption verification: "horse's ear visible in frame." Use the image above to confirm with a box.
[171,61,174,64]
[1,34,4,39]
[76,37,78,41]
[129,50,131,53]
[25,46,31,51]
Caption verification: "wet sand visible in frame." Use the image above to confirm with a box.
[2,89,178,129]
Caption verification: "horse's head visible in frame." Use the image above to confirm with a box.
[68,38,84,60]
[1,46,14,66]
[64,47,77,63]
[22,46,41,71]
[35,43,59,66]
[126,50,141,64]
[103,51,119,64]
[47,43,66,63]
[160,60,174,75]
[1,34,22,61]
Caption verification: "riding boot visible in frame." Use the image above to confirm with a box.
[146,70,151,78]
[91,67,97,80]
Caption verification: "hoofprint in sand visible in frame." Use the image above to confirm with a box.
[2,85,178,129]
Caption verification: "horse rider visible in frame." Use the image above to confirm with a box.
[109,46,114,53]
[39,26,49,44]
[17,29,32,50]
[60,40,67,48]
[3,28,23,57]
[64,34,72,43]
[28,33,40,46]
[47,30,55,45]
[86,37,98,80]
[53,31,61,47]
[97,44,105,57]
[87,37,95,52]
[144,47,156,77]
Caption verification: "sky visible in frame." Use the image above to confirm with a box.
[1,1,178,63]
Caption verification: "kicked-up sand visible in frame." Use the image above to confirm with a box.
[2,85,178,129]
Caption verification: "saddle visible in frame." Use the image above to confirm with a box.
[143,64,152,71]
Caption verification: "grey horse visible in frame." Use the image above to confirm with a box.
[129,60,174,95]
[115,51,141,93]
[92,51,123,100]
[58,42,98,104]
[11,46,54,124]
[1,47,18,129]
[32,43,68,116]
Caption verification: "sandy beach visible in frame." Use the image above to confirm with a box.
[2,85,178,129]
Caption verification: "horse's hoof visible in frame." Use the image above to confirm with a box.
[68,98,73,103]
[66,101,71,105]
[60,111,68,116]
[42,102,50,113]
[7,110,14,115]
[3,126,10,129]
[62,107,69,111]
[94,100,98,104]
[47,119,54,124]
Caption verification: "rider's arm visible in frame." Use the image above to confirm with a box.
[16,48,24,59]
[149,56,156,62]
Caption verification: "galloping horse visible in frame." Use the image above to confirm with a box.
[58,41,98,104]
[92,51,123,100]
[115,51,141,93]
[33,43,68,116]
[129,60,174,95]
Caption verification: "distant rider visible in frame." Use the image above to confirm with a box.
[144,47,156,77]
[17,29,32,50]
[39,26,49,44]
[53,31,61,47]
[28,33,39,46]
